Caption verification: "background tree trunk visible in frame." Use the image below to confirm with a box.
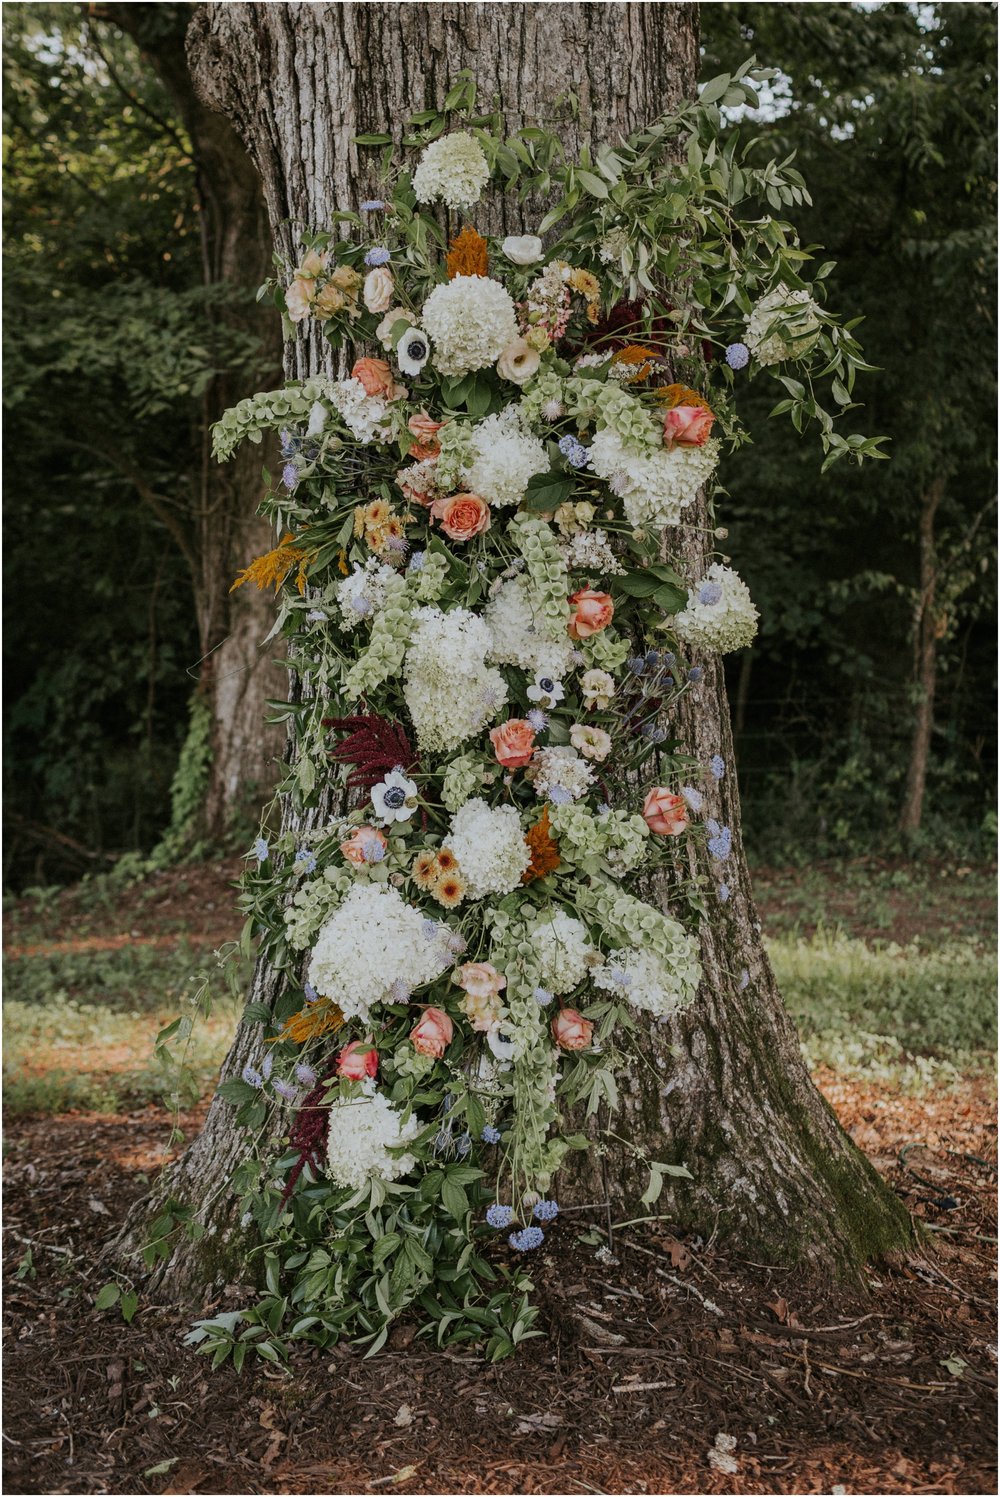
[99,2,287,841]
[899,478,945,839]
[113,0,911,1297]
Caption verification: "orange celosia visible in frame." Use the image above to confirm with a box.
[269,997,345,1045]
[230,534,311,596]
[611,344,660,381]
[446,226,489,280]
[657,382,714,414]
[521,807,561,883]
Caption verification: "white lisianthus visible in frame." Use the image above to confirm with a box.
[376,306,411,350]
[421,276,518,377]
[496,338,541,385]
[579,669,615,710]
[673,563,759,655]
[502,234,544,265]
[363,266,394,313]
[412,132,490,209]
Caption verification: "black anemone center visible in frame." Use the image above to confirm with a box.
[407,339,425,359]
[539,677,554,692]
[383,786,406,809]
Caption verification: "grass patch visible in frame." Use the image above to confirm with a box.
[771,929,997,1091]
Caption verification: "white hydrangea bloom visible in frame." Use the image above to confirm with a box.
[325,1079,421,1189]
[412,132,490,209]
[526,745,595,803]
[334,559,399,628]
[484,577,575,680]
[421,276,518,376]
[307,884,453,1022]
[403,605,507,753]
[744,283,822,366]
[588,428,720,529]
[462,407,550,508]
[531,909,595,995]
[445,798,530,898]
[672,563,759,654]
[592,941,701,1019]
[561,528,626,577]
[327,376,394,444]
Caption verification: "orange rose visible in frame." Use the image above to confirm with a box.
[551,1008,593,1051]
[662,404,715,448]
[340,825,388,867]
[408,412,445,461]
[567,588,614,640]
[337,1040,378,1080]
[430,492,491,542]
[489,718,537,769]
[643,787,689,837]
[410,1006,454,1059]
[351,357,396,398]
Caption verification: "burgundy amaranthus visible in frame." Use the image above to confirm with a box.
[279,1065,337,1209]
[322,713,418,794]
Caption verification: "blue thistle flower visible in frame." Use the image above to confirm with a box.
[364,246,391,266]
[509,1226,545,1251]
[725,341,750,370]
[687,667,703,683]
[481,1125,501,1145]
[486,1204,514,1229]
[533,1200,559,1222]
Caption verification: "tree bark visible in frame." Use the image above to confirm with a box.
[99,3,287,840]
[113,0,911,1297]
[899,478,945,840]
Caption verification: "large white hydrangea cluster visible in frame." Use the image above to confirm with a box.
[462,407,550,508]
[484,576,576,680]
[744,283,822,366]
[593,945,697,1020]
[445,798,531,897]
[328,376,394,443]
[334,558,400,628]
[672,562,759,654]
[412,131,490,209]
[403,605,508,752]
[526,745,595,803]
[588,428,720,529]
[307,884,453,1021]
[325,1079,421,1189]
[421,276,518,376]
[531,910,595,995]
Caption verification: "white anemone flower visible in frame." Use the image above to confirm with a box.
[526,672,565,708]
[486,1024,516,1063]
[371,768,419,825]
[396,327,431,376]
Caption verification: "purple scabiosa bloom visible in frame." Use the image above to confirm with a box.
[737,969,750,991]
[273,1078,298,1102]
[282,462,298,491]
[481,1125,501,1145]
[421,920,439,941]
[533,986,554,1006]
[709,754,726,781]
[364,246,391,266]
[698,582,723,606]
[526,708,548,731]
[360,199,386,212]
[303,983,319,1005]
[688,667,703,683]
[486,1204,514,1229]
[533,1199,559,1222]
[680,785,704,813]
[390,978,411,1002]
[242,1064,263,1088]
[294,849,317,874]
[509,1226,545,1251]
[253,837,270,862]
[548,786,572,805]
[725,341,750,370]
[294,1062,317,1086]
[718,882,731,902]
[279,429,296,457]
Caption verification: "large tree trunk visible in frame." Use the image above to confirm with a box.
[899,478,945,839]
[100,3,287,840]
[113,0,911,1296]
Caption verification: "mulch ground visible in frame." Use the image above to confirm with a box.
[3,1076,996,1497]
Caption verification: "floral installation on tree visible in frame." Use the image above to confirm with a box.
[188,65,886,1367]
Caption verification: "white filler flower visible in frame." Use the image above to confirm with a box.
[325,1079,421,1189]
[412,132,490,209]
[445,798,530,897]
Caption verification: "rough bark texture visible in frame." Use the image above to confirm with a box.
[113,0,911,1295]
[899,479,945,839]
[102,3,286,840]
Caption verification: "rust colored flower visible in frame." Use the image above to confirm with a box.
[446,225,489,280]
[270,997,345,1045]
[611,343,659,380]
[230,534,311,596]
[657,382,714,413]
[522,806,561,883]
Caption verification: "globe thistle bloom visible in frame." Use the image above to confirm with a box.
[486,1203,514,1229]
[509,1226,545,1251]
[725,341,750,370]
[364,246,391,267]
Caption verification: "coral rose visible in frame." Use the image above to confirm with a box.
[643,787,689,837]
[567,588,614,640]
[662,404,715,449]
[351,357,396,398]
[363,265,394,313]
[340,825,387,866]
[337,1040,378,1080]
[429,492,491,542]
[489,718,537,769]
[551,1008,593,1051]
[410,1006,454,1059]
[408,411,445,461]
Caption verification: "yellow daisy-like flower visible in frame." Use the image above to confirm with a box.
[435,847,459,875]
[434,873,466,908]
[412,851,440,890]
[364,500,391,528]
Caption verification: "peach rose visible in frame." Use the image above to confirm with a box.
[340,825,388,867]
[351,357,396,398]
[551,1008,593,1051]
[410,1006,454,1059]
[643,787,689,837]
[363,265,394,313]
[285,277,314,323]
[408,412,445,461]
[489,718,537,769]
[454,961,507,1003]
[662,404,715,449]
[567,588,614,640]
[430,492,491,542]
[337,1040,378,1080]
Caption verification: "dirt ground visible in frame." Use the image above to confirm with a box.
[3,859,997,1495]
